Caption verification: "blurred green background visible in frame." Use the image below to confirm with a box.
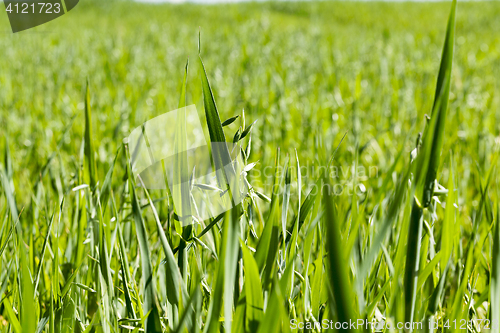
[1,1,500,331]
[1,0,499,195]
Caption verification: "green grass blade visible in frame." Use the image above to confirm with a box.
[0,163,19,228]
[404,2,457,327]
[20,245,35,333]
[33,211,55,295]
[125,146,162,332]
[222,115,239,127]
[240,241,264,331]
[255,149,280,284]
[416,0,456,207]
[61,260,85,298]
[491,204,500,327]
[199,54,235,192]
[449,231,475,332]
[286,132,347,243]
[417,252,442,291]
[255,281,287,333]
[100,145,122,215]
[173,60,192,225]
[174,61,193,294]
[441,154,456,272]
[427,258,450,317]
[404,201,424,327]
[203,210,240,333]
[359,167,411,281]
[322,175,358,331]
[137,176,188,308]
[84,78,97,190]
[281,163,291,248]
[173,288,201,333]
[117,223,138,319]
[366,279,391,319]
[3,298,22,333]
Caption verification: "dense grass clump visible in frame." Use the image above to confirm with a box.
[1,0,500,332]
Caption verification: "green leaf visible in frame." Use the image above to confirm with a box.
[61,259,85,298]
[417,252,442,291]
[3,298,22,333]
[173,288,201,333]
[72,283,97,293]
[240,241,264,331]
[203,209,240,333]
[136,176,188,308]
[255,149,280,287]
[84,77,97,190]
[366,279,391,319]
[0,163,19,228]
[238,120,257,142]
[256,279,288,333]
[322,174,358,331]
[440,154,456,272]
[173,59,192,225]
[358,166,411,281]
[286,132,347,242]
[404,2,457,327]
[281,164,291,247]
[33,211,54,294]
[427,259,450,316]
[491,204,500,328]
[199,55,235,191]
[222,115,239,127]
[20,245,36,333]
[100,145,122,215]
[416,0,456,207]
[125,147,162,332]
[404,201,424,326]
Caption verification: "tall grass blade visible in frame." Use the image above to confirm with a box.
[125,146,162,332]
[322,175,358,331]
[404,201,424,327]
[84,78,97,190]
[33,211,55,294]
[199,55,235,190]
[20,245,35,333]
[203,210,240,333]
[404,1,456,328]
[137,176,188,308]
[240,241,264,331]
[491,204,500,328]
[415,0,456,207]
[100,145,121,215]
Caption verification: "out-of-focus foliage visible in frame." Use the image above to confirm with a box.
[1,0,500,332]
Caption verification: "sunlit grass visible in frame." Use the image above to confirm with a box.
[1,0,500,332]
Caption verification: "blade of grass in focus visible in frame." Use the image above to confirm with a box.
[20,244,35,333]
[203,210,240,333]
[199,52,235,192]
[240,241,264,332]
[404,1,456,327]
[84,78,97,190]
[491,200,500,329]
[125,145,162,332]
[419,0,457,208]
[174,60,193,304]
[322,174,358,332]
[100,145,121,215]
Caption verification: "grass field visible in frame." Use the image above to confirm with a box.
[1,0,500,332]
